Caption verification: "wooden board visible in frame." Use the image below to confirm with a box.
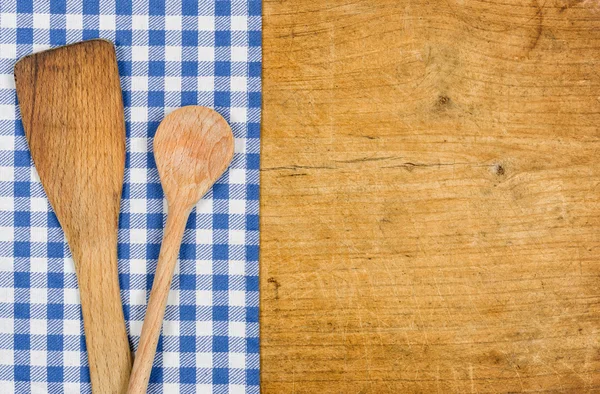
[260,1,600,392]
[14,40,131,393]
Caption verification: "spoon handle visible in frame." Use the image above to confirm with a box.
[128,205,189,394]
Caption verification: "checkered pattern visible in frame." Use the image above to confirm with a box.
[0,0,261,392]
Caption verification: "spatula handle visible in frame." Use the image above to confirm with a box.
[127,205,189,394]
[74,241,132,394]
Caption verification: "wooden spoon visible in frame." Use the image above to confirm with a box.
[127,106,234,394]
[14,40,132,393]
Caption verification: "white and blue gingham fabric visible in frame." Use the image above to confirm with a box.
[0,0,261,393]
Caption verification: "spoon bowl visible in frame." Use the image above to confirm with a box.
[154,106,234,208]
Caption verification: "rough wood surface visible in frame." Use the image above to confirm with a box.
[128,106,234,394]
[260,1,600,392]
[14,40,131,393]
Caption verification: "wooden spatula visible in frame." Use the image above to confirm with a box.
[127,106,234,394]
[14,39,132,393]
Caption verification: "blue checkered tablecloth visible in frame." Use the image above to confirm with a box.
[0,1,261,393]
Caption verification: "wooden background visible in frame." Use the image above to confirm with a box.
[260,0,600,392]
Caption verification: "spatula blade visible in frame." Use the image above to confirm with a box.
[14,39,131,393]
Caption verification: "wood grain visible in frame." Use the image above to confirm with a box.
[14,40,131,394]
[261,1,600,392]
[127,106,234,394]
